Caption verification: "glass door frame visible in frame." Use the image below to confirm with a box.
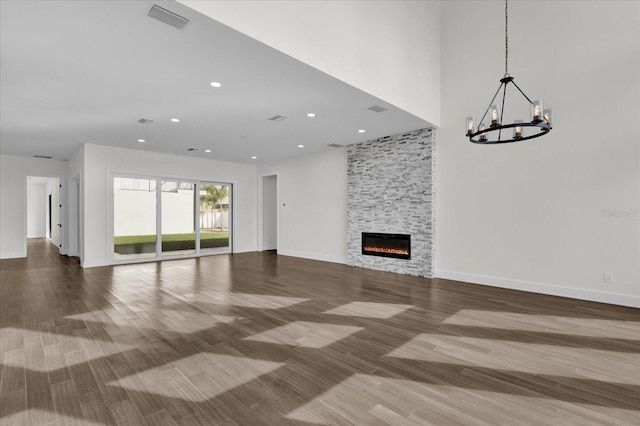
[160,179,197,257]
[108,171,233,264]
[197,182,233,256]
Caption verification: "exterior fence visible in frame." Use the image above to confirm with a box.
[200,211,230,231]
[114,186,229,236]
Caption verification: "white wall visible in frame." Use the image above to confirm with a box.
[26,182,46,238]
[262,175,277,250]
[0,154,68,259]
[179,0,441,126]
[82,144,257,267]
[258,149,348,264]
[67,145,84,259]
[437,1,640,307]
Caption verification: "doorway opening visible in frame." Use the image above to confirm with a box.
[26,175,64,255]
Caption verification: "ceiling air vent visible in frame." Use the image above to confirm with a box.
[34,155,52,159]
[327,143,343,148]
[368,104,389,113]
[138,118,154,125]
[148,5,189,30]
[267,115,287,123]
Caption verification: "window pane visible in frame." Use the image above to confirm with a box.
[113,177,157,260]
[161,181,196,255]
[199,183,230,253]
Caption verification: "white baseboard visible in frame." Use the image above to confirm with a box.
[233,248,257,254]
[0,251,27,260]
[277,249,346,265]
[82,260,110,268]
[435,270,640,309]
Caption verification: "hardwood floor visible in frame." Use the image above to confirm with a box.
[1,238,639,425]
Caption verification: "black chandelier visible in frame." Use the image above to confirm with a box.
[466,0,553,144]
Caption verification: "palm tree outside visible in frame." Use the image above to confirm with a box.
[200,184,228,231]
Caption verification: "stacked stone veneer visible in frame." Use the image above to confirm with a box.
[347,128,435,277]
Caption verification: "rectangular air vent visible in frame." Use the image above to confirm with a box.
[327,143,343,148]
[368,104,389,113]
[34,155,52,159]
[267,115,287,123]
[148,5,189,29]
[138,118,154,125]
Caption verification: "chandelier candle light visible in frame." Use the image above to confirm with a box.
[466,0,553,144]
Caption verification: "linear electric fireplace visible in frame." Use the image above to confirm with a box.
[362,232,411,260]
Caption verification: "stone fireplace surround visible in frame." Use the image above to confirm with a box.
[346,128,435,277]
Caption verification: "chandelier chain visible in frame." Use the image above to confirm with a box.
[505,0,509,76]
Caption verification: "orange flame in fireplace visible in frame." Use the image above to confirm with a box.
[364,246,409,255]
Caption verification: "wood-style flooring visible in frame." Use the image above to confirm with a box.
[1,238,639,425]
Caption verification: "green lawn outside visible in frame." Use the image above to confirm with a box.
[114,231,229,254]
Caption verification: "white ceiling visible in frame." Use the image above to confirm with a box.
[0,0,431,165]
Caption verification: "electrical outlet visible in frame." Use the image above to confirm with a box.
[603,273,613,284]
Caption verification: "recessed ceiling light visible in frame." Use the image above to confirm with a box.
[358,129,366,133]
[137,139,146,143]
[306,113,315,118]
[171,118,180,123]
[210,81,222,88]
[251,156,257,159]
[205,149,211,153]
[298,144,304,148]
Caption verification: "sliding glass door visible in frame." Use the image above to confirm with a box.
[161,181,196,256]
[113,177,157,260]
[199,183,231,254]
[112,175,232,262]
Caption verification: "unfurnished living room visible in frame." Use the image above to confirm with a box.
[1,1,638,425]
